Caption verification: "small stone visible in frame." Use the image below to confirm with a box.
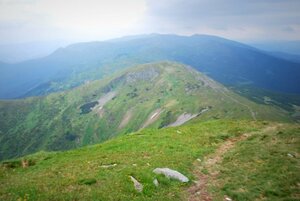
[153,167,189,182]
[225,196,232,201]
[21,159,29,168]
[153,178,159,187]
[100,163,117,168]
[129,176,143,192]
[196,158,202,162]
[287,153,295,158]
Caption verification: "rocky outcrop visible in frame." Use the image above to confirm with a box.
[125,67,160,83]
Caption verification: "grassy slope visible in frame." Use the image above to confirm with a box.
[0,120,298,201]
[0,62,292,160]
[211,123,300,201]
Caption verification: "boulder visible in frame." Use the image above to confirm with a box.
[153,168,189,182]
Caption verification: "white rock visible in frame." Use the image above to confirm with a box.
[153,178,159,187]
[153,168,189,182]
[129,176,143,192]
[196,158,202,162]
[100,163,117,168]
[225,196,232,201]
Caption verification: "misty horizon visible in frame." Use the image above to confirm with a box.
[0,0,300,44]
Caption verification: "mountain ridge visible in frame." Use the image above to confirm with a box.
[0,61,291,160]
[1,34,300,99]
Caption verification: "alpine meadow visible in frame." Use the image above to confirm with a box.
[0,1,299,201]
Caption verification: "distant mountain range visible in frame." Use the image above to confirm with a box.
[250,40,300,55]
[1,34,300,99]
[266,51,300,63]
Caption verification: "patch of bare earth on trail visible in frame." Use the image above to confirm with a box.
[187,125,278,201]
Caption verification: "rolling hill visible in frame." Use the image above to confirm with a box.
[0,61,291,161]
[0,119,298,201]
[1,34,300,99]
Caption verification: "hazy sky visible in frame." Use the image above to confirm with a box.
[0,0,300,44]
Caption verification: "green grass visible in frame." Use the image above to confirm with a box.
[0,120,298,201]
[78,178,97,185]
[0,120,263,201]
[211,123,300,201]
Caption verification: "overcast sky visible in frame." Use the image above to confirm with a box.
[0,0,299,44]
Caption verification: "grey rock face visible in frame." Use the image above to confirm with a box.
[125,67,160,83]
[167,113,198,127]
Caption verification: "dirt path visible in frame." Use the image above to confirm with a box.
[187,125,277,201]
[225,91,256,121]
[217,89,257,121]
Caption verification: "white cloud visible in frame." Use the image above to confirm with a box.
[0,0,147,43]
[0,0,300,43]
[143,0,300,41]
